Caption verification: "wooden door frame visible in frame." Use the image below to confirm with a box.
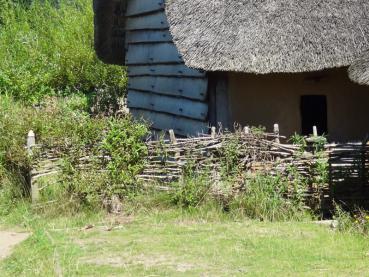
[208,72,232,130]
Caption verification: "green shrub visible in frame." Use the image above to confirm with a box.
[0,0,126,102]
[229,174,308,221]
[51,116,149,207]
[219,135,242,178]
[0,96,149,213]
[171,175,211,208]
[100,118,149,195]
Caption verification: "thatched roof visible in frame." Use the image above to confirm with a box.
[348,51,369,85]
[166,0,369,74]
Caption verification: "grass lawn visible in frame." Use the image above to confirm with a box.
[1,207,369,276]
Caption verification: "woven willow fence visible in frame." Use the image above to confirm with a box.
[26,128,369,211]
[328,142,369,209]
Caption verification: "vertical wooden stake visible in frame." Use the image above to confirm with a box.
[274,123,280,143]
[169,129,177,144]
[244,126,250,135]
[27,130,39,203]
[313,126,318,137]
[27,130,35,154]
[211,127,217,139]
[169,129,180,160]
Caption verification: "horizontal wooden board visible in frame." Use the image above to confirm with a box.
[126,43,182,65]
[126,0,164,16]
[130,109,208,136]
[128,76,208,100]
[126,30,172,43]
[127,64,206,77]
[127,90,208,120]
[126,11,168,30]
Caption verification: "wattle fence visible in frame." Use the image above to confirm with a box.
[26,128,369,212]
[328,142,369,209]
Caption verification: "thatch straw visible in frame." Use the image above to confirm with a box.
[166,0,369,74]
[348,51,369,86]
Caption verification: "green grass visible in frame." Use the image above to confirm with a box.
[0,0,126,103]
[1,204,369,276]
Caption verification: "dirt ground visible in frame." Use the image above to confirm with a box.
[0,231,30,260]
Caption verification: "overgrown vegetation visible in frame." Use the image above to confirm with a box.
[167,130,317,221]
[57,116,149,210]
[0,1,365,245]
[0,0,126,103]
[334,204,369,235]
[0,95,149,215]
[0,0,133,215]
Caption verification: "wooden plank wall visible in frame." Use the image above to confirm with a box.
[124,0,209,136]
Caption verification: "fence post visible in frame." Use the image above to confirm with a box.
[27,130,39,203]
[274,123,280,143]
[169,129,180,160]
[169,129,177,144]
[313,126,318,137]
[27,130,35,154]
[211,127,217,139]
[244,126,250,135]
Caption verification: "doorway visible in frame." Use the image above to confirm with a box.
[300,95,328,136]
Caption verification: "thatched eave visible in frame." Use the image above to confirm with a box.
[166,0,369,74]
[348,51,369,86]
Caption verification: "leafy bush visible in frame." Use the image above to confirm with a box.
[171,175,211,208]
[219,135,242,178]
[0,0,126,102]
[0,96,149,213]
[100,119,149,195]
[48,117,149,208]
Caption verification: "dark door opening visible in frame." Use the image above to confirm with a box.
[300,95,328,136]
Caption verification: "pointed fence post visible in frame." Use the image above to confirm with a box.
[27,130,39,203]
[274,124,280,143]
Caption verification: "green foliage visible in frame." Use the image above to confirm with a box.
[309,135,328,153]
[0,96,149,213]
[0,0,126,103]
[55,117,149,208]
[289,133,307,152]
[250,125,266,136]
[0,95,102,207]
[171,175,211,208]
[334,204,369,235]
[219,135,242,178]
[101,118,149,195]
[170,168,309,220]
[0,0,14,25]
[230,174,308,221]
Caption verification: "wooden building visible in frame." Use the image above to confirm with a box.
[94,0,369,142]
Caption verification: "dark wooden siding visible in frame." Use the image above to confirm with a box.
[125,0,209,136]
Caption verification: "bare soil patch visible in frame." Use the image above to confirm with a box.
[0,231,30,260]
